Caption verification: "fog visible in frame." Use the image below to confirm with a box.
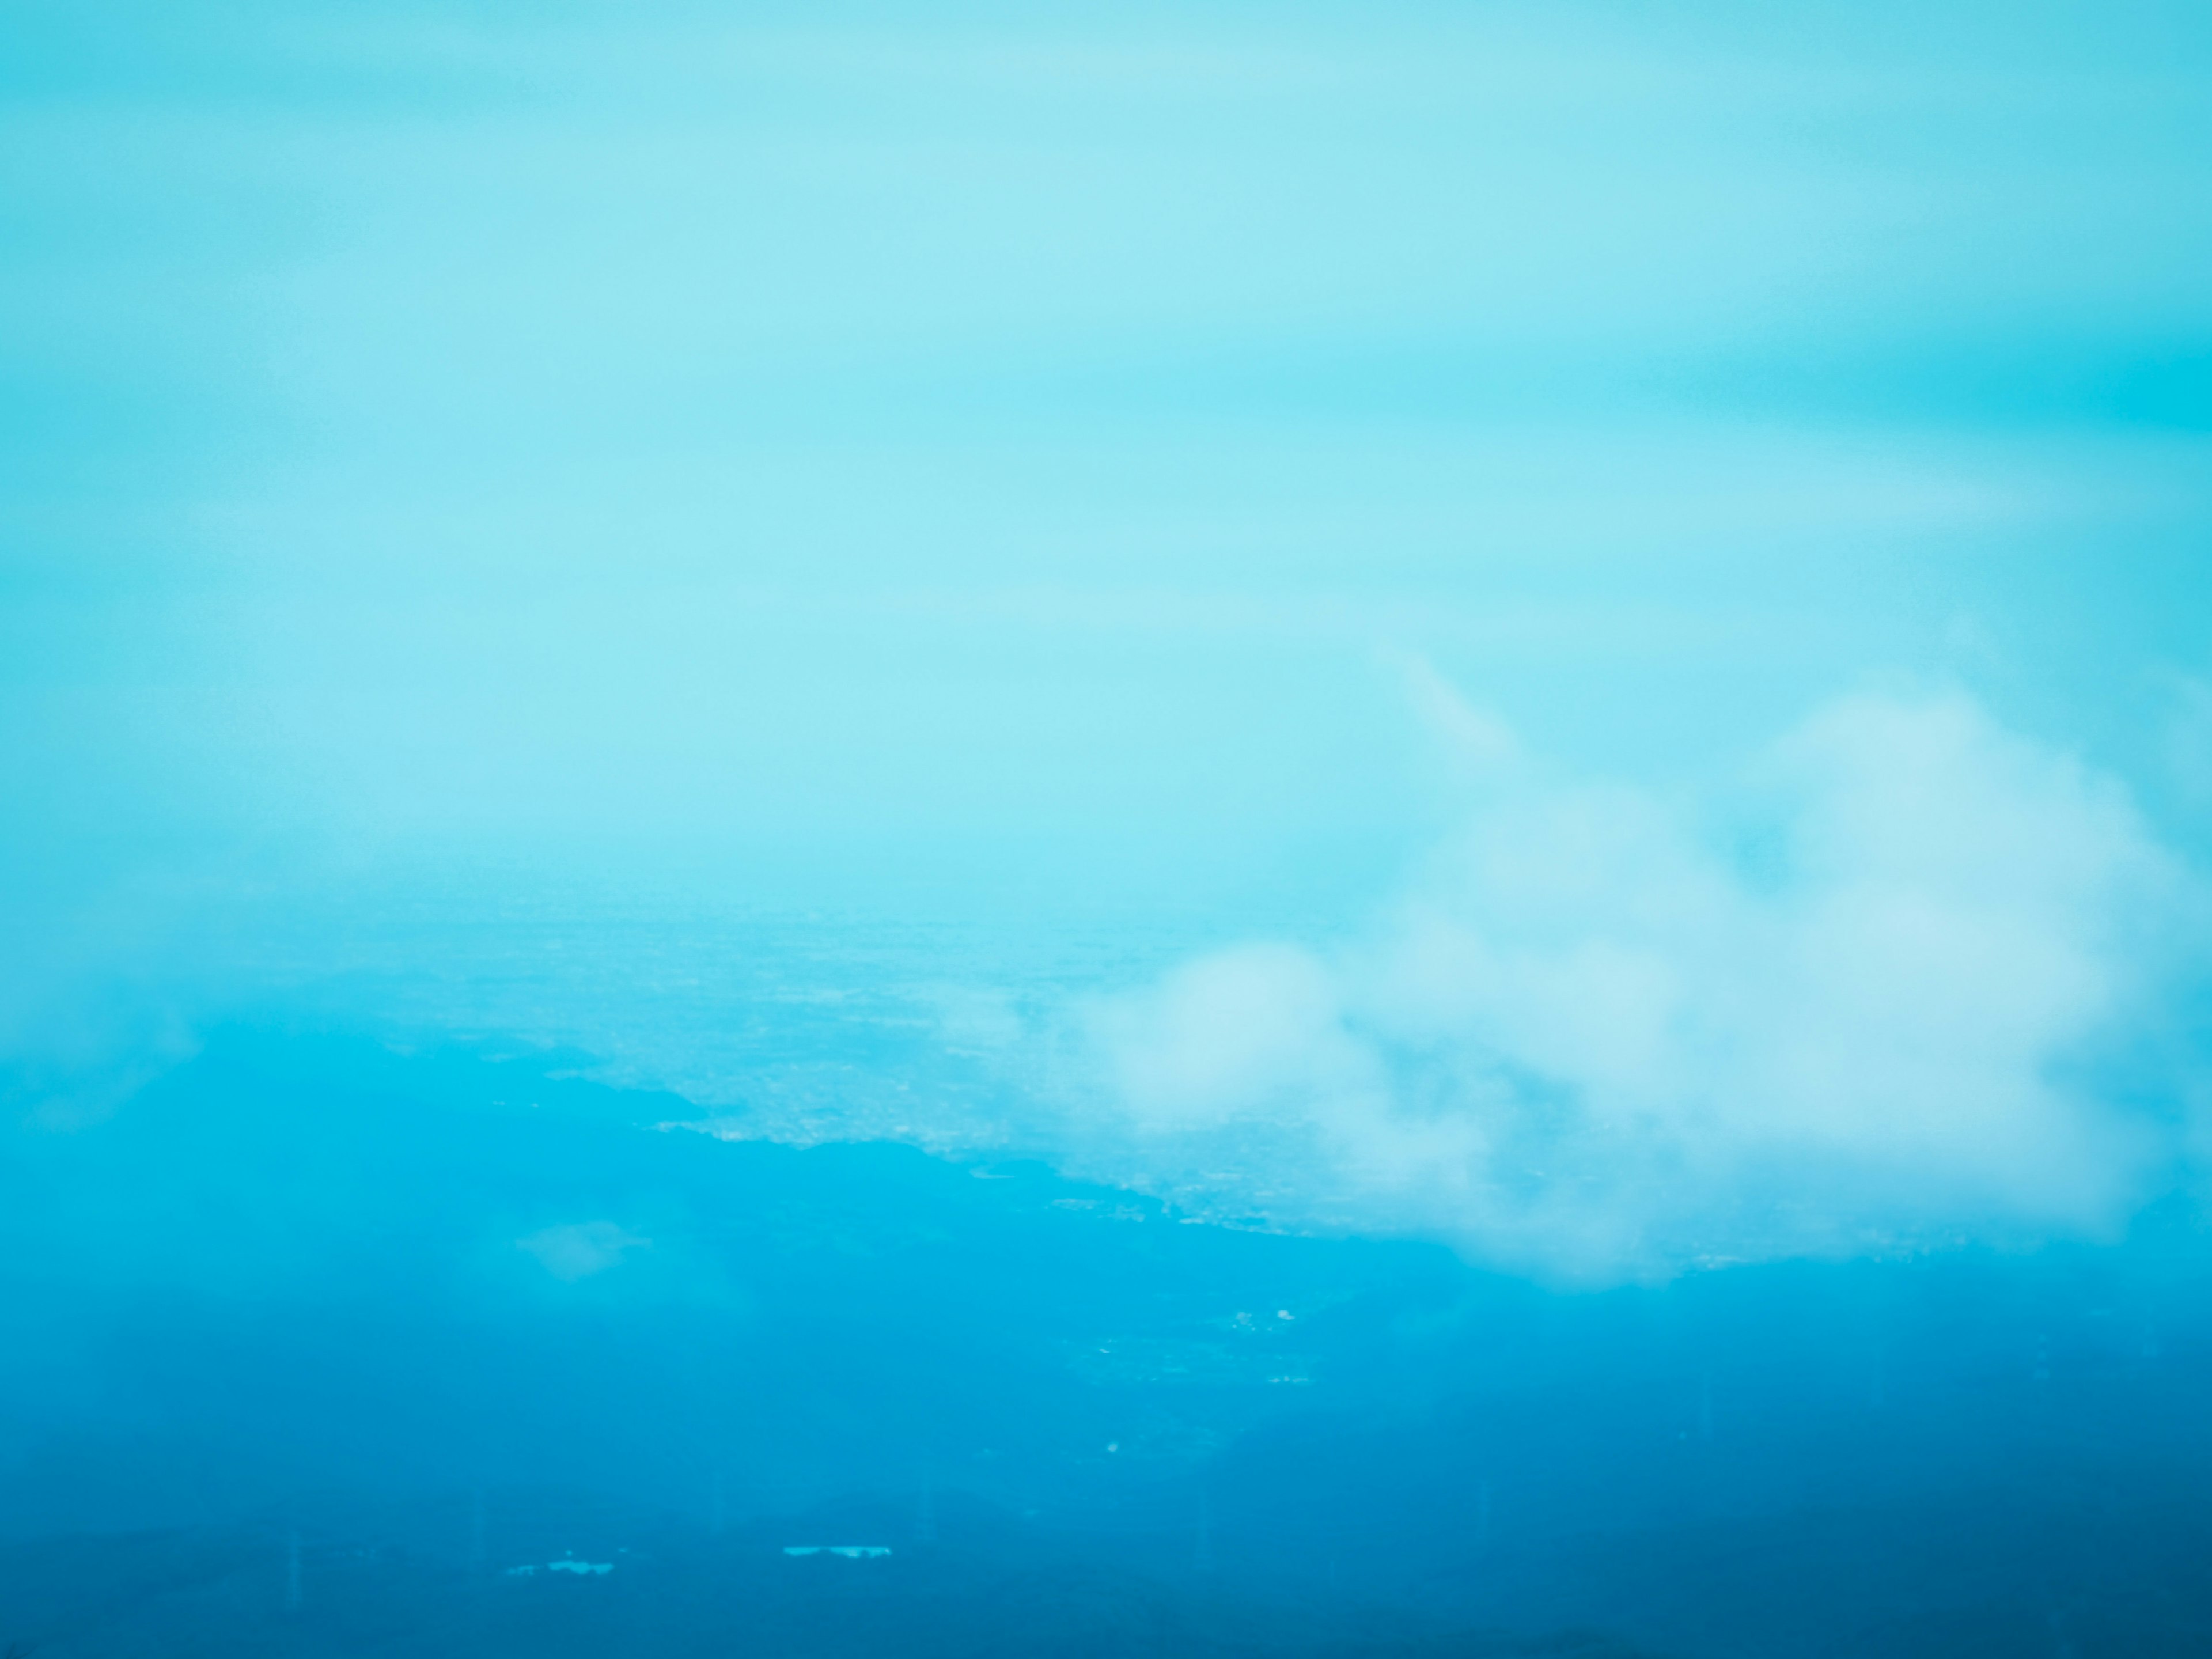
[7,1,2212,1652]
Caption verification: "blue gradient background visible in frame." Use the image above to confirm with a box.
[12,0,2212,1247]
[10,1,2210,910]
[9,9,2212,1652]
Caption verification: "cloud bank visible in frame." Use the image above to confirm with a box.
[1082,681,2206,1281]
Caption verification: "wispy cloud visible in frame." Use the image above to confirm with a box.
[518,1221,652,1281]
[1079,675,2205,1281]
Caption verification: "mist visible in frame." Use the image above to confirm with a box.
[7,1,2212,1654]
[1079,682,2207,1278]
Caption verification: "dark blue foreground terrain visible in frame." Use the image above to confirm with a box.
[6,1029,2212,1656]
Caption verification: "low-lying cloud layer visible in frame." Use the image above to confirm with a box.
[1082,681,2206,1281]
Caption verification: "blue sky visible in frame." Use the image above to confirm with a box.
[7,0,2212,1270]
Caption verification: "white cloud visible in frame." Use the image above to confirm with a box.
[1080,680,2205,1281]
[517,1221,651,1281]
